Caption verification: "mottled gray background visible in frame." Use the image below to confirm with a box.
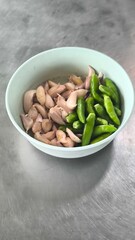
[0,0,135,239]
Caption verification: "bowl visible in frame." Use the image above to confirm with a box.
[5,47,134,158]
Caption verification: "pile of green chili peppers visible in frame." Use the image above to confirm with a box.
[59,71,122,146]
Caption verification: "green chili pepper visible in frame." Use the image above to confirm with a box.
[91,133,111,144]
[94,103,113,124]
[92,124,117,138]
[66,112,78,123]
[114,106,122,117]
[82,113,96,146]
[90,74,103,104]
[103,95,120,126]
[95,117,108,125]
[77,96,86,124]
[104,78,120,108]
[99,84,119,107]
[73,120,84,130]
[85,96,95,114]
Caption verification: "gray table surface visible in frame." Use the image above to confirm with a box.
[0,0,135,239]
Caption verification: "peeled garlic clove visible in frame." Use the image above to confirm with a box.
[61,109,68,120]
[56,130,67,143]
[52,124,57,131]
[65,82,75,90]
[44,130,56,141]
[61,90,72,99]
[57,85,66,95]
[35,113,43,122]
[33,103,48,119]
[75,89,88,97]
[48,85,59,97]
[69,75,83,85]
[84,65,95,89]
[66,128,81,143]
[51,138,63,147]
[20,114,33,132]
[36,85,46,105]
[42,119,53,133]
[44,81,49,91]
[57,94,71,114]
[28,106,38,120]
[32,121,42,133]
[49,107,65,125]
[66,91,77,110]
[75,83,85,90]
[34,132,52,145]
[63,137,75,147]
[48,80,58,87]
[45,92,55,109]
[23,90,36,113]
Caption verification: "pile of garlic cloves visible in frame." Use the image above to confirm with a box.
[20,66,95,147]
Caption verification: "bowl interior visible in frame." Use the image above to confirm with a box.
[6,47,134,142]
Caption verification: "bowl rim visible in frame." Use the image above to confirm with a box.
[5,46,135,151]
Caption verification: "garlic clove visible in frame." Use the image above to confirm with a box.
[66,128,81,143]
[34,132,52,145]
[35,113,43,122]
[61,109,68,120]
[61,90,72,99]
[65,82,75,90]
[57,85,66,95]
[57,94,71,114]
[84,65,95,89]
[75,89,88,97]
[63,137,75,147]
[20,114,33,132]
[32,121,42,133]
[33,103,48,119]
[66,91,77,110]
[36,85,46,105]
[49,107,65,125]
[42,119,53,133]
[75,82,85,90]
[23,90,36,113]
[44,130,56,141]
[51,138,63,147]
[56,130,67,143]
[45,92,55,109]
[48,85,59,98]
[28,106,38,120]
[44,81,49,91]
[69,75,83,85]
[48,80,58,87]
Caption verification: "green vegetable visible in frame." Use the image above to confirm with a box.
[66,112,78,123]
[85,96,95,114]
[82,113,96,146]
[90,74,103,104]
[104,78,120,108]
[103,95,120,126]
[94,103,113,124]
[92,124,117,138]
[99,84,119,107]
[77,96,86,124]
[95,117,108,125]
[114,106,122,117]
[91,133,111,144]
[73,120,84,130]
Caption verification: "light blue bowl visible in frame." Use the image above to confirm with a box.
[5,47,134,158]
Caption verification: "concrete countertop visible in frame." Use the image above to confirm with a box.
[0,0,135,239]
